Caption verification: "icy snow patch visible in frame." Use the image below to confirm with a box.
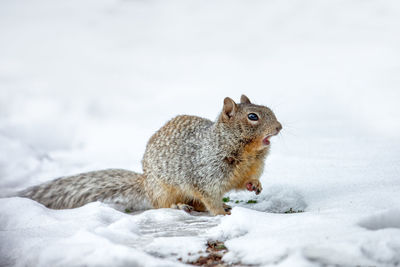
[0,198,215,267]
[227,185,307,213]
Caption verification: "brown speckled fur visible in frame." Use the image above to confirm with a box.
[20,95,281,215]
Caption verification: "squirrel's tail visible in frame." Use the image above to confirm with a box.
[18,169,152,211]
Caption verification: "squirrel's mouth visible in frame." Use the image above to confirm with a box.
[262,136,271,145]
[262,133,278,146]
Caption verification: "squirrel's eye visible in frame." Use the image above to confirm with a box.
[248,113,259,121]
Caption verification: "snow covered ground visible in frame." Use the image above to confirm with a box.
[1,0,400,266]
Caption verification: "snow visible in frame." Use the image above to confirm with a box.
[0,198,202,267]
[360,209,400,231]
[1,0,400,266]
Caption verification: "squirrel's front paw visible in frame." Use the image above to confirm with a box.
[211,206,231,216]
[220,209,231,216]
[246,180,262,195]
[223,203,232,212]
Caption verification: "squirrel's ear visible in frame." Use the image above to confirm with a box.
[223,97,237,119]
[240,94,251,104]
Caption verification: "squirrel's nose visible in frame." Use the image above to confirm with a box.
[276,123,282,133]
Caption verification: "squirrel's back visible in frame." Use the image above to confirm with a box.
[143,115,213,184]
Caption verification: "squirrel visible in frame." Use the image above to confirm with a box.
[19,95,282,216]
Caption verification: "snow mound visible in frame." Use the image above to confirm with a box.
[360,234,400,265]
[359,210,400,265]
[302,245,374,266]
[359,209,400,230]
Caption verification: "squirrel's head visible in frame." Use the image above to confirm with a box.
[218,94,282,147]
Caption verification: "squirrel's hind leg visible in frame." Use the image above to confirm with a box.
[192,192,231,216]
[188,199,207,212]
[149,181,196,214]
